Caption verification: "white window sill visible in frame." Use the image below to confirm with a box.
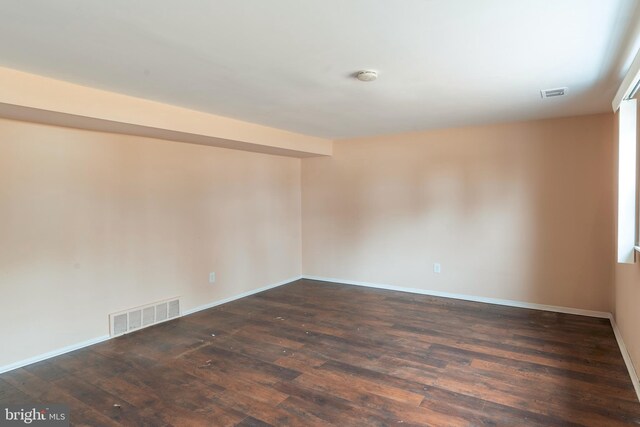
[635,246,640,253]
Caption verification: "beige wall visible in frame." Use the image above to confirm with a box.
[302,114,615,312]
[613,104,640,379]
[0,111,624,370]
[615,264,640,373]
[0,118,302,368]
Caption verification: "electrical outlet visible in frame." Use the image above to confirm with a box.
[209,272,216,283]
[433,263,441,274]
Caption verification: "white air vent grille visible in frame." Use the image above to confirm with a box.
[113,313,128,336]
[156,303,168,322]
[129,309,142,330]
[109,297,181,337]
[541,87,568,98]
[142,306,155,326]
[168,299,180,318]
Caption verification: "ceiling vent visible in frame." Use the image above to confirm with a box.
[540,87,568,98]
[109,297,181,337]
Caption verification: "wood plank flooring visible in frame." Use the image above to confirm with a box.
[1,279,639,426]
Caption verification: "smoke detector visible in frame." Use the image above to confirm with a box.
[356,70,378,82]
[540,87,568,98]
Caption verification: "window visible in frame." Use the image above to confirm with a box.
[614,49,640,264]
[618,98,637,263]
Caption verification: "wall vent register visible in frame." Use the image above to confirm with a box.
[109,297,181,337]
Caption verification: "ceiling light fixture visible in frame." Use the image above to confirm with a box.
[356,70,378,82]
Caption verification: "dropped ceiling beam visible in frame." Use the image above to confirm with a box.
[0,67,332,158]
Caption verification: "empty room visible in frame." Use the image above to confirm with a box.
[2,0,640,426]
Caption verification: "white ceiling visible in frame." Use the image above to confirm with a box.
[0,0,638,139]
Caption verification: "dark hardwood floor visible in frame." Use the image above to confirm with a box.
[1,279,639,426]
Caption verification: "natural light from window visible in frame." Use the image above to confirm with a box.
[617,98,637,263]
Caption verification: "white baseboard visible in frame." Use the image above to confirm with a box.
[302,274,640,403]
[302,275,610,318]
[0,275,302,375]
[610,316,640,402]
[0,335,111,375]
[182,275,302,316]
